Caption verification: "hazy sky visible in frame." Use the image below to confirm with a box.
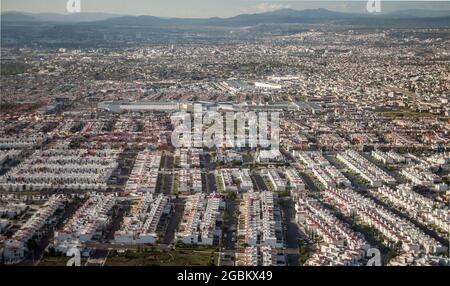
[2,0,450,18]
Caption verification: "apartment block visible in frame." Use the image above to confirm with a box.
[284,168,305,191]
[266,169,287,191]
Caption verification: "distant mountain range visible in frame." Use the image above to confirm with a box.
[1,11,123,23]
[2,8,450,25]
[2,8,449,48]
[383,9,450,18]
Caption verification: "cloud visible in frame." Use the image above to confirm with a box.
[242,2,291,14]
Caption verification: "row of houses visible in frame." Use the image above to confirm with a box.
[114,194,170,244]
[236,246,279,266]
[294,150,329,167]
[177,148,200,168]
[178,169,202,194]
[388,251,449,266]
[337,150,395,187]
[217,168,253,192]
[176,193,222,245]
[401,165,440,187]
[0,201,27,218]
[405,153,448,171]
[371,150,407,164]
[3,195,67,264]
[238,192,282,248]
[425,152,450,167]
[295,151,350,188]
[284,168,305,191]
[324,188,447,263]
[53,194,116,253]
[0,135,45,149]
[296,197,370,266]
[0,148,120,191]
[265,169,287,192]
[125,151,161,193]
[373,184,448,232]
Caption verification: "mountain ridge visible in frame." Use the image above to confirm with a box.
[2,8,450,26]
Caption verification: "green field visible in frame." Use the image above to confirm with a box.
[38,256,88,266]
[1,61,31,76]
[378,107,436,118]
[105,248,218,266]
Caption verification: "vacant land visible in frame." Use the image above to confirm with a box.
[105,248,218,266]
[37,256,88,266]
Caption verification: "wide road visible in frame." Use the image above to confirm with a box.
[162,198,184,245]
[252,173,269,191]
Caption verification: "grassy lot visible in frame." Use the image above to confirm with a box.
[0,102,42,114]
[105,248,218,266]
[377,107,435,118]
[1,61,31,76]
[38,256,88,266]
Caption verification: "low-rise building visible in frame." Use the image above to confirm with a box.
[256,149,284,163]
[236,245,279,266]
[374,184,448,233]
[238,192,282,248]
[217,169,238,192]
[296,197,369,266]
[232,168,253,192]
[284,168,305,191]
[401,165,439,187]
[0,149,21,165]
[217,149,243,164]
[54,194,115,253]
[265,169,287,191]
[324,188,447,262]
[372,150,406,164]
[4,196,66,264]
[0,202,27,218]
[178,169,202,194]
[114,194,169,244]
[337,150,395,187]
[176,193,222,245]
[0,149,120,191]
[295,151,350,188]
[125,150,161,193]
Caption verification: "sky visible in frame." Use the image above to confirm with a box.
[2,0,450,18]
